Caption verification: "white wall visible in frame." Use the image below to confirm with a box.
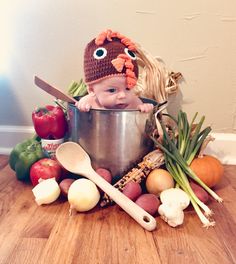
[1,0,236,151]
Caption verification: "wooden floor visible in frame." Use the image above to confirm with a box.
[0,154,236,264]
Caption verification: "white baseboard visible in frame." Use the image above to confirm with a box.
[0,125,34,155]
[0,126,235,165]
[203,133,236,165]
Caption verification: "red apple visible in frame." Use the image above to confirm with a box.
[30,158,62,186]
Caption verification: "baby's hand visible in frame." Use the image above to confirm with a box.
[75,95,92,112]
[137,103,154,113]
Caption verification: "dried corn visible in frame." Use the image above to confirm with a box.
[100,149,164,207]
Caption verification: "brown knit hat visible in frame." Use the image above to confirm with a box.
[84,29,139,89]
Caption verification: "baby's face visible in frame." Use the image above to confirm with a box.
[90,76,136,109]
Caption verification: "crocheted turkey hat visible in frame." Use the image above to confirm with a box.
[84,29,139,89]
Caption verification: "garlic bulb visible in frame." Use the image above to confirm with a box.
[32,178,60,205]
[158,203,184,227]
[158,188,190,227]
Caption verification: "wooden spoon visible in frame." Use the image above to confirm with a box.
[34,76,77,103]
[56,142,157,231]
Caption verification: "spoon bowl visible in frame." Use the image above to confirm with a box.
[56,142,157,231]
[56,141,90,174]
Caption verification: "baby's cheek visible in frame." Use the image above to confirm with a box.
[100,96,114,106]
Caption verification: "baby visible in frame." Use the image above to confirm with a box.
[76,29,154,113]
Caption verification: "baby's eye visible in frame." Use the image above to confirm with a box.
[107,88,116,93]
[126,88,131,91]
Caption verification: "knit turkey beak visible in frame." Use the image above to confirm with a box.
[111,57,126,72]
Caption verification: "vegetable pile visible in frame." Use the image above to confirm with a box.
[8,78,225,231]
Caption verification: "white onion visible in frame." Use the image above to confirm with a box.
[68,178,100,212]
[32,178,61,205]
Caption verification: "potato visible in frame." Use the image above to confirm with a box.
[135,194,160,216]
[189,181,209,204]
[122,181,142,201]
[96,168,112,183]
[59,178,75,198]
[146,168,174,196]
[96,168,112,194]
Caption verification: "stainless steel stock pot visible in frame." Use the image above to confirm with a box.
[67,98,157,179]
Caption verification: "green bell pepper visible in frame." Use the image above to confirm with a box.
[9,137,45,181]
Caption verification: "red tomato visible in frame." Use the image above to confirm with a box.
[30,158,62,186]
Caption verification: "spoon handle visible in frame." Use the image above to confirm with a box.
[86,167,157,231]
[34,76,77,103]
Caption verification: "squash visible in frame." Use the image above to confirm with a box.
[190,155,224,188]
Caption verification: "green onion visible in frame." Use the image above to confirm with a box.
[151,110,223,227]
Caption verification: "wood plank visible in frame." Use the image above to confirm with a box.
[4,238,47,264]
[0,188,38,263]
[0,155,9,170]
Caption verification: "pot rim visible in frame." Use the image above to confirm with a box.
[68,97,158,112]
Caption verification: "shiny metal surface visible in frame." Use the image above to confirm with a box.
[68,99,156,179]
